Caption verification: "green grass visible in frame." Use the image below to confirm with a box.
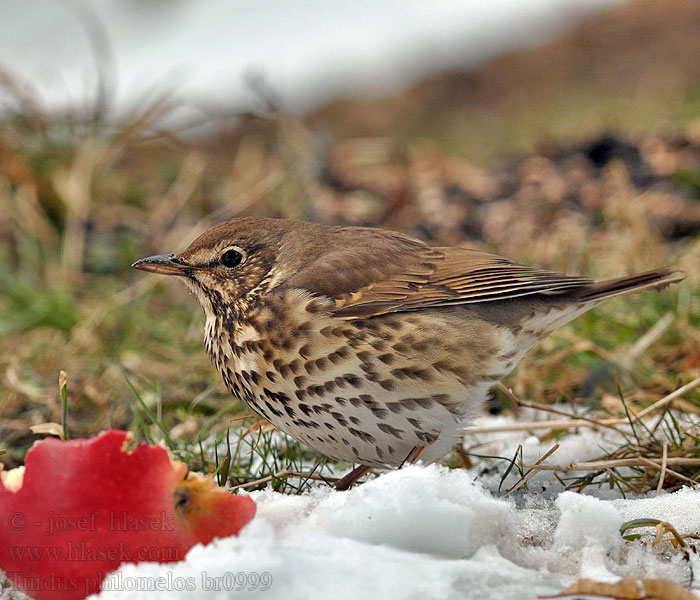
[0,67,698,497]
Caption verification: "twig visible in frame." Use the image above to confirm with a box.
[518,463,568,472]
[466,376,700,435]
[506,395,623,434]
[637,456,698,487]
[298,460,323,492]
[503,444,559,496]
[634,376,700,420]
[520,456,700,473]
[465,419,617,433]
[656,442,668,496]
[569,457,700,470]
[231,470,337,490]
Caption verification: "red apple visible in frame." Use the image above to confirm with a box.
[0,430,255,600]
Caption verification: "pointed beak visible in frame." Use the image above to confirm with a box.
[131,254,189,276]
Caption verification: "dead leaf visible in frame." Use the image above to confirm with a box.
[29,423,64,437]
[540,576,698,600]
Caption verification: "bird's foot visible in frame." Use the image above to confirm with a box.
[334,464,372,491]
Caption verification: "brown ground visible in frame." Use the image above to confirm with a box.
[310,0,700,160]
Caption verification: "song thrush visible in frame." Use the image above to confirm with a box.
[133,218,681,489]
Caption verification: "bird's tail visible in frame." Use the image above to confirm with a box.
[572,267,684,303]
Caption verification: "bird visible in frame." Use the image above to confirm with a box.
[132,217,681,489]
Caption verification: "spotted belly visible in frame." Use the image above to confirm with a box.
[207,293,515,467]
[225,362,477,468]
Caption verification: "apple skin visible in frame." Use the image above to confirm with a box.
[0,430,256,600]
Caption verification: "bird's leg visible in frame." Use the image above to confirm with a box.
[335,443,430,490]
[400,445,426,468]
[334,464,372,491]
[336,440,437,490]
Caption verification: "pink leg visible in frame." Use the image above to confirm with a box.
[400,445,426,468]
[335,443,432,490]
[335,464,372,491]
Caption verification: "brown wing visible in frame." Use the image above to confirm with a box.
[285,232,592,319]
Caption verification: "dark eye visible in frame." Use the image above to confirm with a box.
[220,249,243,268]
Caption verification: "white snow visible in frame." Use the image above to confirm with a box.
[0,0,622,119]
[2,415,699,599]
[85,416,700,600]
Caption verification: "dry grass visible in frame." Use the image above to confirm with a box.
[0,47,698,496]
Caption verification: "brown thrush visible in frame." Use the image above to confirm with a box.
[133,218,681,489]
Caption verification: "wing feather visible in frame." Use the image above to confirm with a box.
[283,230,592,319]
[336,250,592,318]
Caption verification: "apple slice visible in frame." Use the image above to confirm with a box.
[0,430,256,600]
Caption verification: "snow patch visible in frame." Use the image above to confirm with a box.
[88,461,700,600]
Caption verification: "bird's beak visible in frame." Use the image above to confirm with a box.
[131,254,189,276]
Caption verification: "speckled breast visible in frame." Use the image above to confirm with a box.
[204,289,511,467]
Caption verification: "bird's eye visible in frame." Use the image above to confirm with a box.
[220,249,243,268]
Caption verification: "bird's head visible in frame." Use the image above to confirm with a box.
[133,218,302,317]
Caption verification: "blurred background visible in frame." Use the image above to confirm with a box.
[1,0,619,117]
[1,0,699,470]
